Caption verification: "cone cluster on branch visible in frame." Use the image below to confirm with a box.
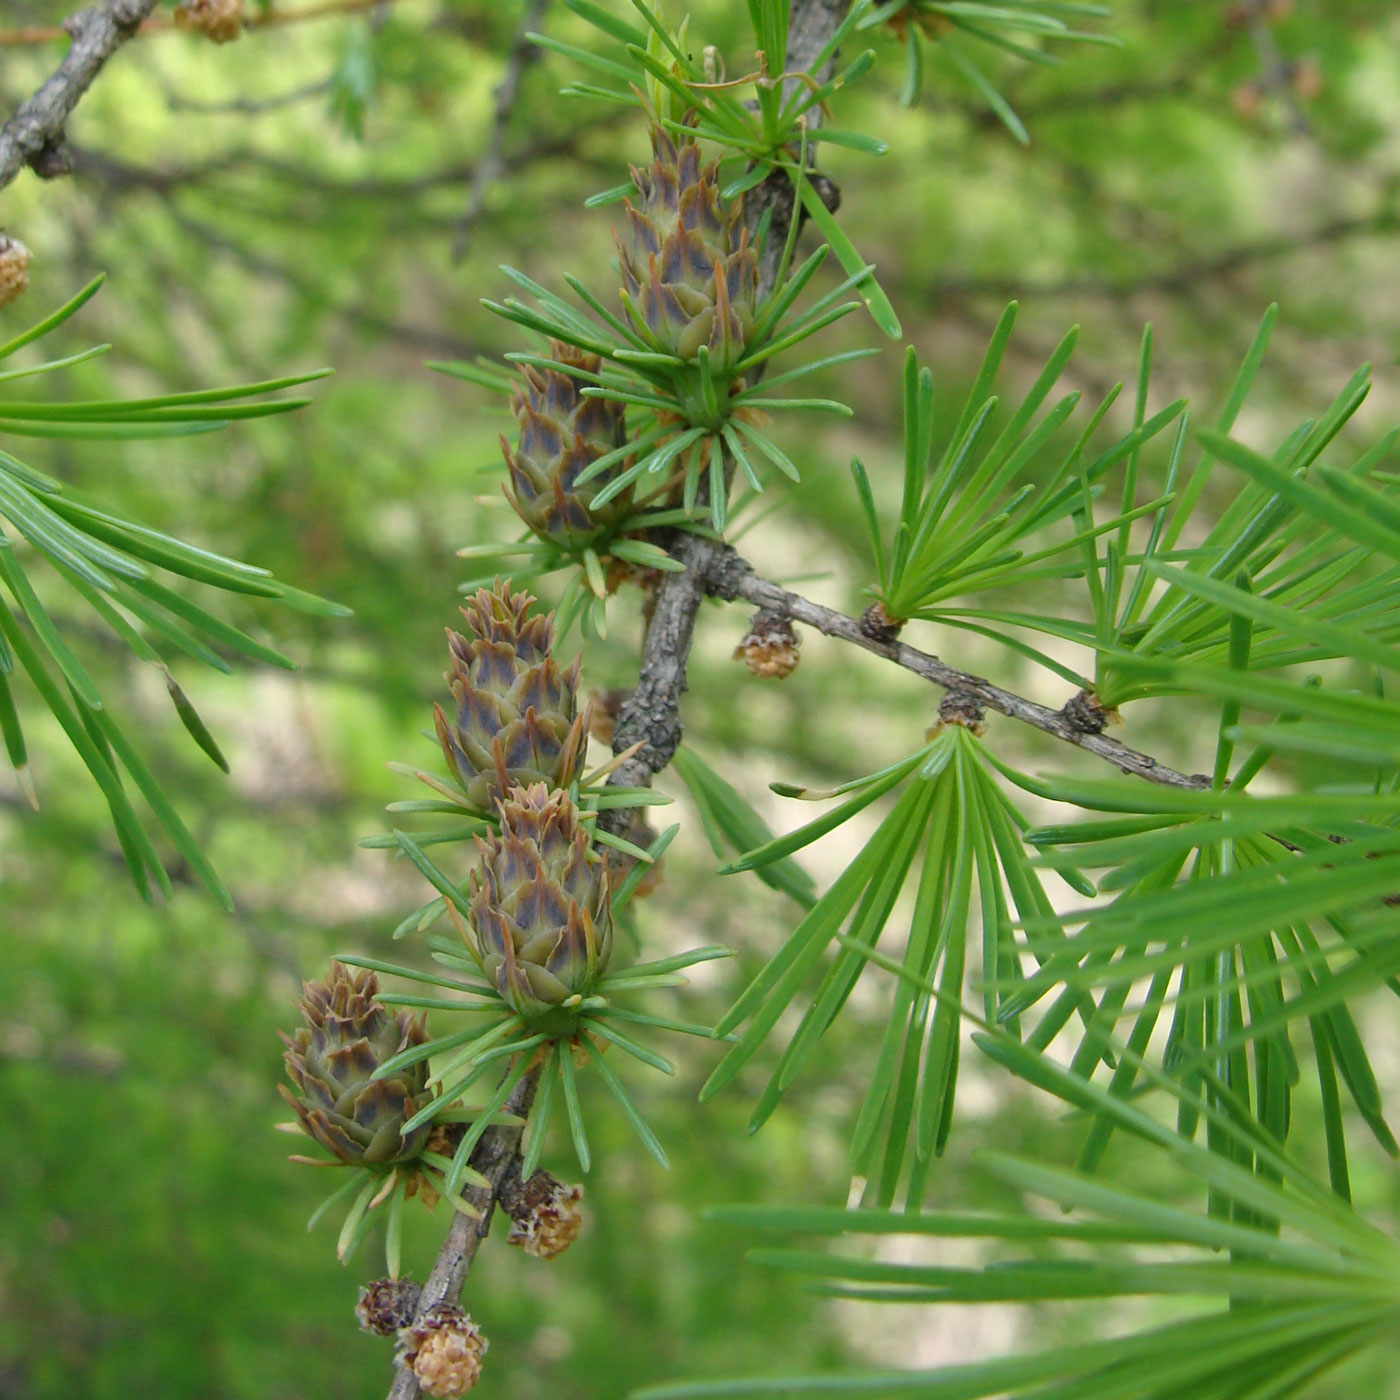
[279,962,432,1167]
[435,582,587,809]
[617,124,758,371]
[502,340,633,548]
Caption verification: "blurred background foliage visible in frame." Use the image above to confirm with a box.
[2,1,1400,1396]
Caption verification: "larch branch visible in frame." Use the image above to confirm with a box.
[384,1066,541,1400]
[604,0,856,830]
[700,545,1211,792]
[449,0,548,262]
[0,0,392,50]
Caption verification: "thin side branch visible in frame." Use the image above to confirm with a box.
[450,0,548,261]
[0,0,391,49]
[701,546,1210,791]
[0,0,159,190]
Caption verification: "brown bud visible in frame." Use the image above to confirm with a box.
[1060,688,1119,735]
[1230,82,1263,120]
[403,1304,487,1398]
[0,236,32,310]
[1290,56,1322,101]
[734,610,800,679]
[622,811,664,899]
[589,687,629,747]
[859,600,903,645]
[604,558,661,596]
[501,1169,585,1260]
[357,1277,423,1337]
[936,692,987,736]
[174,0,245,42]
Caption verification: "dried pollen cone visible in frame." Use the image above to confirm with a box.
[734,609,801,679]
[468,783,614,1025]
[0,236,32,310]
[503,1169,585,1260]
[435,581,587,810]
[403,1304,487,1398]
[174,0,245,42]
[357,1277,424,1336]
[503,339,633,548]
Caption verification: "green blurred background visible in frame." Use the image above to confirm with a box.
[2,2,1400,1396]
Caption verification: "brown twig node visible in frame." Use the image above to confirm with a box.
[1060,688,1118,735]
[936,692,988,736]
[859,600,903,645]
[734,608,801,678]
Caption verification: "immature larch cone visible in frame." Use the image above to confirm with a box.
[616,124,759,371]
[0,236,32,310]
[279,962,431,1166]
[434,582,587,809]
[503,340,633,547]
[174,0,245,42]
[467,784,613,1024]
[403,1304,487,1398]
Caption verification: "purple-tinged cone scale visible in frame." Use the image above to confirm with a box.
[616,125,759,371]
[434,583,587,810]
[279,962,432,1167]
[467,784,613,1026]
[502,340,633,549]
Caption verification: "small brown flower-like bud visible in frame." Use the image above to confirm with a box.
[604,558,662,597]
[859,600,903,646]
[0,236,32,310]
[501,1169,585,1260]
[622,811,664,900]
[174,0,245,42]
[1231,81,1263,120]
[1290,56,1322,101]
[734,610,800,679]
[403,1304,487,1398]
[936,692,987,736]
[357,1277,423,1337]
